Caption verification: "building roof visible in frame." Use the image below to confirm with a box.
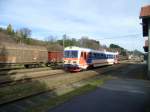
[140,5,150,18]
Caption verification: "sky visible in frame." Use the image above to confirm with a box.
[0,0,150,52]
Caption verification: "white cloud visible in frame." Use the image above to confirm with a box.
[0,24,7,29]
[0,0,148,52]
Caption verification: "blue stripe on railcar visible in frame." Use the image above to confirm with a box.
[87,58,92,63]
[86,52,115,63]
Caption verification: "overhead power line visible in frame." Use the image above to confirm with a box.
[99,33,142,40]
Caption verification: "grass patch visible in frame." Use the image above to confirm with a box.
[0,70,97,105]
[145,108,150,112]
[27,84,97,112]
[26,76,111,112]
[89,76,112,86]
[145,104,150,112]
[0,81,48,104]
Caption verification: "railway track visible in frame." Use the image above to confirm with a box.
[0,66,24,71]
[0,64,128,88]
[0,63,129,88]
[0,63,128,106]
[0,67,52,75]
[0,69,66,88]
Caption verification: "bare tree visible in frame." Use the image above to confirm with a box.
[19,28,31,38]
[45,35,57,43]
[79,36,100,50]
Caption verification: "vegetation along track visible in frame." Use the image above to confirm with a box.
[0,64,126,88]
[0,63,127,105]
[0,67,53,75]
[0,69,66,87]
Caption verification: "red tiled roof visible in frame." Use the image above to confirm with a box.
[140,5,150,18]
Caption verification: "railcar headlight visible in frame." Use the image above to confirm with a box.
[73,61,77,64]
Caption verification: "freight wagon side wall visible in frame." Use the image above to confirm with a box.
[18,49,48,64]
[0,44,48,64]
[48,51,63,62]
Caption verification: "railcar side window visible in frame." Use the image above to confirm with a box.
[88,52,93,58]
[104,54,106,59]
[94,53,96,59]
[106,55,108,59]
[101,54,104,58]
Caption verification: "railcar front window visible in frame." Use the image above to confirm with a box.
[64,51,70,58]
[64,51,78,58]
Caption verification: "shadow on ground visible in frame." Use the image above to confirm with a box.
[93,63,148,80]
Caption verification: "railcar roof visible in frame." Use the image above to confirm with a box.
[64,46,118,55]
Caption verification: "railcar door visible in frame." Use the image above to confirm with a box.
[115,54,119,64]
[79,52,88,69]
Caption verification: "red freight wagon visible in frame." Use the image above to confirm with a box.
[48,51,63,63]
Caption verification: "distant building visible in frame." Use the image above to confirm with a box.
[140,5,150,52]
[140,5,150,76]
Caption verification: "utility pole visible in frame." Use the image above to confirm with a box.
[63,37,64,49]
[148,19,150,76]
[63,34,66,49]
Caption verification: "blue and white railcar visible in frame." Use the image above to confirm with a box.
[63,46,118,71]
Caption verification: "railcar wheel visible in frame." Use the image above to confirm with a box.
[87,65,94,69]
[24,64,29,68]
[35,64,40,68]
[81,69,87,72]
[45,63,50,67]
